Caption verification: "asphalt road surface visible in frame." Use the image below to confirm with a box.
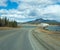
[0,26,58,50]
[0,26,35,50]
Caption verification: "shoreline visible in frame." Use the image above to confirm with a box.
[37,28,60,34]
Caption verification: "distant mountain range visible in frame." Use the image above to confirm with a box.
[24,18,60,25]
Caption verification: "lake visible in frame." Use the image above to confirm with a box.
[45,25,60,32]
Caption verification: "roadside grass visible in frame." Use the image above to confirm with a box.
[0,26,21,30]
[0,27,13,30]
[36,28,60,41]
[37,28,60,34]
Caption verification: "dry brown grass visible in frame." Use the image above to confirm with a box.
[0,26,21,30]
[0,27,13,30]
[36,28,60,41]
[37,28,60,34]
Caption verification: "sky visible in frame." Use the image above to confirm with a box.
[0,0,60,22]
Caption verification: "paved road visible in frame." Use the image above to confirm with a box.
[0,26,57,50]
[0,27,35,50]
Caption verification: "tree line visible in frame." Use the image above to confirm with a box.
[0,17,17,27]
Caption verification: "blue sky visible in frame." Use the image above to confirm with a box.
[0,0,60,22]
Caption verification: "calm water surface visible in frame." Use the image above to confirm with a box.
[46,25,60,32]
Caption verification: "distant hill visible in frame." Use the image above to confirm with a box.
[25,18,60,25]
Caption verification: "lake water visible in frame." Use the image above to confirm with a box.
[46,25,60,32]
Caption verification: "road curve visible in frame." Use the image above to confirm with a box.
[0,27,34,50]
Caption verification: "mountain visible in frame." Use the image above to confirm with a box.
[25,18,60,25]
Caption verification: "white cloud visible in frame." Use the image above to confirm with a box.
[0,9,26,18]
[11,0,54,4]
[0,0,7,6]
[38,5,60,21]
[11,0,55,10]
[0,0,60,22]
[42,5,60,17]
[43,5,60,14]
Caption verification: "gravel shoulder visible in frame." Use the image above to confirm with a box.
[31,28,60,50]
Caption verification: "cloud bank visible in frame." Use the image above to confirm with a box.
[0,0,60,22]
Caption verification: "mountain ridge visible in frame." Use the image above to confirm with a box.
[24,18,60,25]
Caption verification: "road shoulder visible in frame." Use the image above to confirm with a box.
[32,28,60,50]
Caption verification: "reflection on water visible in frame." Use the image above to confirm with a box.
[46,25,60,32]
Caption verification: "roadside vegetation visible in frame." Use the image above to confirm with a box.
[0,17,17,27]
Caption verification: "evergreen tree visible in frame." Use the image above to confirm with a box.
[0,17,17,27]
[12,20,17,27]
